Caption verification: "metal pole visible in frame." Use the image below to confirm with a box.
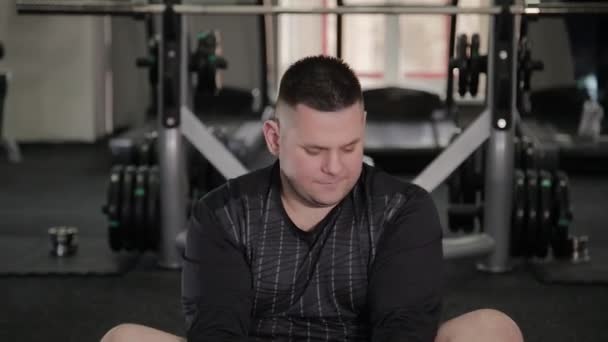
[174,4,501,15]
[445,0,459,117]
[16,1,165,15]
[157,2,186,269]
[336,0,343,59]
[257,0,269,109]
[477,2,517,273]
[16,1,608,16]
[517,2,608,15]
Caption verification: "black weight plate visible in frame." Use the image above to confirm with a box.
[134,165,148,252]
[525,169,538,257]
[469,33,481,96]
[536,170,552,258]
[552,171,572,258]
[107,165,124,251]
[137,139,152,166]
[514,137,522,170]
[522,136,536,171]
[511,169,526,257]
[121,165,136,251]
[457,34,469,97]
[145,132,158,165]
[147,165,161,251]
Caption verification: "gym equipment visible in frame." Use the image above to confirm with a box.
[103,161,210,253]
[517,18,544,116]
[107,165,123,251]
[103,164,164,253]
[449,33,487,98]
[362,87,459,172]
[447,129,583,262]
[18,0,608,272]
[120,165,135,251]
[511,169,526,257]
[146,165,161,251]
[189,30,227,98]
[551,171,574,259]
[134,166,148,252]
[16,1,608,16]
[49,226,79,257]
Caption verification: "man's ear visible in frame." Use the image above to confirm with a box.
[262,119,280,156]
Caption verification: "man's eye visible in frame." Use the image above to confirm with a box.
[305,148,321,155]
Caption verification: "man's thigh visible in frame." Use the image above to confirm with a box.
[102,323,185,342]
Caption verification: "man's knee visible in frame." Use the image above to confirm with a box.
[436,308,523,342]
[101,324,141,342]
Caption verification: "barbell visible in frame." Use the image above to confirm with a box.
[16,1,608,16]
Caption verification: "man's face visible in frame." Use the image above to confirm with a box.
[264,101,366,208]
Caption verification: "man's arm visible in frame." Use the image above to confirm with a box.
[368,187,444,342]
[182,200,252,342]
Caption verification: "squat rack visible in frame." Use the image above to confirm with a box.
[16,0,607,270]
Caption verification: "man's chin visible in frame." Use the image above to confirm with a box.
[308,192,345,208]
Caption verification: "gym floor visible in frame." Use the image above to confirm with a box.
[1,142,607,342]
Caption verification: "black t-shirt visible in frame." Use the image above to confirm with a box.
[182,161,443,342]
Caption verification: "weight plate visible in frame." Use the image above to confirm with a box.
[456,34,469,97]
[147,165,161,251]
[525,169,539,257]
[121,165,136,251]
[134,165,148,252]
[552,171,572,258]
[511,169,526,257]
[107,165,124,251]
[536,170,552,258]
[469,33,481,96]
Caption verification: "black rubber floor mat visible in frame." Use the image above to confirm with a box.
[0,235,138,276]
[532,247,608,285]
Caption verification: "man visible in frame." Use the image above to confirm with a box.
[102,55,522,342]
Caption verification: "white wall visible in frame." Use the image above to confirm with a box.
[110,17,148,130]
[529,17,575,90]
[0,3,264,142]
[0,1,107,142]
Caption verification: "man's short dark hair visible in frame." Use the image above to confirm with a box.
[277,55,363,112]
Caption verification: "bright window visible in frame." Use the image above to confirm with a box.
[277,0,490,99]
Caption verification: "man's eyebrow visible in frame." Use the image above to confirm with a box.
[303,138,361,149]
